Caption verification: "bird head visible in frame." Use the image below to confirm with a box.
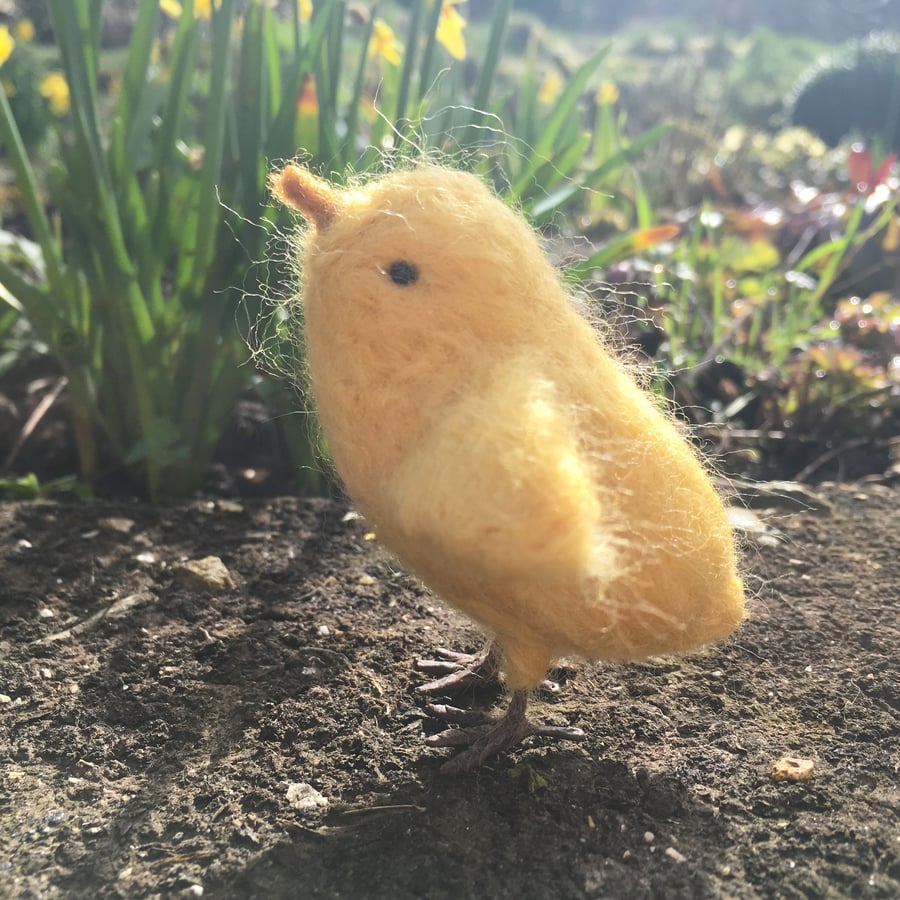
[269,163,583,492]
[270,163,568,357]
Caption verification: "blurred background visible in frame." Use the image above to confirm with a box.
[0,0,898,498]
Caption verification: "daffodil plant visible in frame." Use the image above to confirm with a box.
[0,0,315,495]
[0,0,665,496]
[0,0,498,495]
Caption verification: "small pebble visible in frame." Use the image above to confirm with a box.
[643,831,655,844]
[38,608,55,619]
[286,782,328,812]
[98,517,135,534]
[772,756,815,782]
[665,847,687,864]
[173,556,236,592]
[358,574,376,585]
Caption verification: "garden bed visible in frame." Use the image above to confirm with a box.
[1,483,897,898]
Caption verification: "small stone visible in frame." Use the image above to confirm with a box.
[173,557,236,592]
[38,607,55,619]
[286,782,328,812]
[98,517,135,534]
[358,574,376,585]
[317,625,331,637]
[0,694,12,704]
[772,756,815,782]
[643,831,655,844]
[665,847,687,864]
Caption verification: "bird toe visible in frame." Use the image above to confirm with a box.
[414,643,501,695]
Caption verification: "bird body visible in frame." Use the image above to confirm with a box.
[272,163,745,763]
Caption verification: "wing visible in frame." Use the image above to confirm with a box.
[380,357,609,581]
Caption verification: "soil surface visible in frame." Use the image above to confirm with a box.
[1,484,898,899]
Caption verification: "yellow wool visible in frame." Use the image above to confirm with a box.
[272,163,745,690]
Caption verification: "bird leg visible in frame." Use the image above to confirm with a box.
[416,640,561,696]
[425,690,586,774]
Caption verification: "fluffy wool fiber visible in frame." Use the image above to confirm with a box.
[272,163,745,690]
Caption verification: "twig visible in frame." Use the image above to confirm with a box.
[34,591,155,644]
[2,375,68,471]
[794,437,877,483]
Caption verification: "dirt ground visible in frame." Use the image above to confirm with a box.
[1,482,898,899]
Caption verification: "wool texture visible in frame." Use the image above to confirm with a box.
[272,163,745,690]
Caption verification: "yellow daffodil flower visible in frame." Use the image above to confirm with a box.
[160,0,183,18]
[369,19,402,66]
[160,0,221,20]
[40,71,70,116]
[195,0,222,20]
[538,70,562,105]
[436,0,466,61]
[297,74,318,115]
[0,25,14,66]
[14,19,35,42]
[596,80,619,105]
[299,0,313,24]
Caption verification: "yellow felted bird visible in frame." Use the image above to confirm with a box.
[270,162,745,773]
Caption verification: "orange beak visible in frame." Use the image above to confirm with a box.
[270,164,341,231]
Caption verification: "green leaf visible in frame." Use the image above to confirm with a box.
[509,45,611,200]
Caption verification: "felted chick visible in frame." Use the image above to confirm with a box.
[270,162,745,774]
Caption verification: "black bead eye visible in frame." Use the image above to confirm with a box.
[386,260,419,286]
